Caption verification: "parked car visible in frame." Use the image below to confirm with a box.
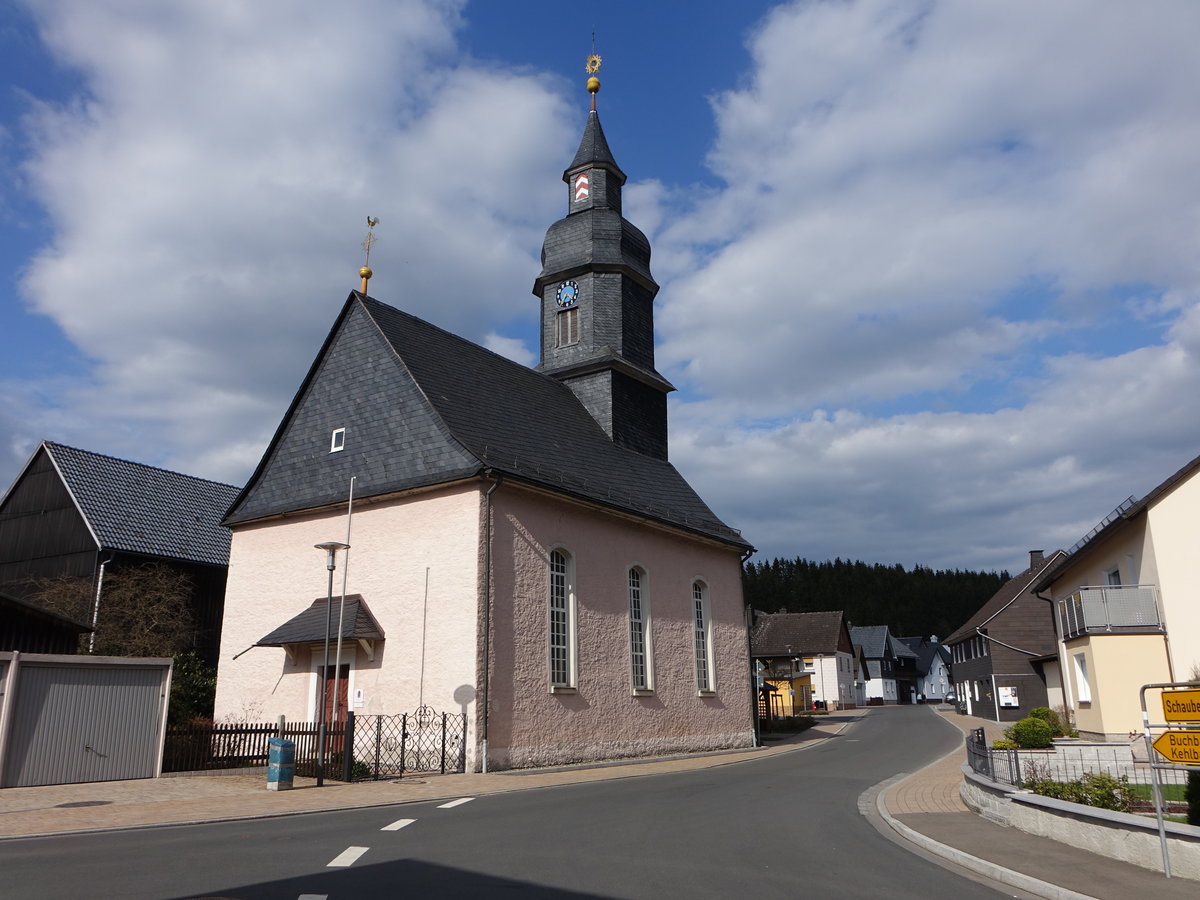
[943,692,956,705]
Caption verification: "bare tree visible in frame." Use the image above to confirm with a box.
[27,563,195,658]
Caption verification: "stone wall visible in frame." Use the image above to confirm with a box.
[960,765,1200,879]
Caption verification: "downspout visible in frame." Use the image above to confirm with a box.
[481,471,503,773]
[89,554,114,653]
[741,547,758,747]
[1035,589,1075,712]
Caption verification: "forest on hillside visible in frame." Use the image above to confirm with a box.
[742,557,1011,641]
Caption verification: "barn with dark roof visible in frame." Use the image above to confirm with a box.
[0,441,239,662]
[214,82,755,771]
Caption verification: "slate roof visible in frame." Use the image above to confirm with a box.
[750,611,846,657]
[945,550,1066,645]
[226,294,749,550]
[890,634,918,660]
[568,109,621,174]
[40,441,239,566]
[849,625,893,659]
[897,636,951,676]
[256,594,383,646]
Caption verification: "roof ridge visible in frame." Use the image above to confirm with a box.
[357,294,572,391]
[44,440,239,490]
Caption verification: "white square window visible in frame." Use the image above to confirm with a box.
[330,427,346,453]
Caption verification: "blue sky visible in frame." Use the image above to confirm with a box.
[3,0,1200,573]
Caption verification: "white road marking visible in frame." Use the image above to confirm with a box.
[298,895,328,899]
[327,846,369,867]
[437,797,474,809]
[381,817,416,831]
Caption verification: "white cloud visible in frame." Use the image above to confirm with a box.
[12,0,571,480]
[654,0,1200,568]
[7,0,1200,574]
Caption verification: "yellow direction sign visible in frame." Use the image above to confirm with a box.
[1162,688,1200,723]
[1152,730,1200,765]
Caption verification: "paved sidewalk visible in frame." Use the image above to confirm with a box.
[881,708,1197,900]
[0,711,861,839]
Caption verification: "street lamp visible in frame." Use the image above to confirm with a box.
[314,540,350,786]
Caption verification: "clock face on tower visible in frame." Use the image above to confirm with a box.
[556,280,579,307]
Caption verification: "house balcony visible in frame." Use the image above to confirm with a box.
[1057,585,1164,640]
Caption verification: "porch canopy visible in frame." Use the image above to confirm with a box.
[255,594,384,662]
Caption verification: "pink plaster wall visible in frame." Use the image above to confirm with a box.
[214,484,482,763]
[485,484,755,768]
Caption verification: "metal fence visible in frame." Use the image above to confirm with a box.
[163,707,468,780]
[346,707,467,780]
[965,728,1187,789]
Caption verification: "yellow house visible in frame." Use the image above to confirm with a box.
[1034,452,1200,741]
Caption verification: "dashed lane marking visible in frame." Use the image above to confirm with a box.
[298,895,327,899]
[437,797,474,809]
[327,846,369,867]
[381,818,416,831]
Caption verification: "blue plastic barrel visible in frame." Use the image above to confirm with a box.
[267,737,295,791]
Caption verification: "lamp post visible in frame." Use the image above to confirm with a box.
[314,541,350,786]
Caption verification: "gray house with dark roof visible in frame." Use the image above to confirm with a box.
[215,80,755,771]
[0,441,239,662]
[945,549,1066,722]
[849,624,920,704]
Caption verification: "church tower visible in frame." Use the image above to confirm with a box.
[533,57,674,460]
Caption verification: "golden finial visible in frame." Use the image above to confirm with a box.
[586,29,601,109]
[359,216,379,293]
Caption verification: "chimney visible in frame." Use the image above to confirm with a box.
[1029,550,1044,569]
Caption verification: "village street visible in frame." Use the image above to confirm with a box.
[0,707,1019,899]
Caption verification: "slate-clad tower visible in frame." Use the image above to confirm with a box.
[533,104,675,460]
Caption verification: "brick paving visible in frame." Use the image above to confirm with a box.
[885,707,1006,815]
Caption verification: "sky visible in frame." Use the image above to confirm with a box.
[3,0,1200,574]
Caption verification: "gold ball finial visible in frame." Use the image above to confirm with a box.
[359,266,373,280]
[586,53,602,106]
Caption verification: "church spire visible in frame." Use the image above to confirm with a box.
[533,53,674,460]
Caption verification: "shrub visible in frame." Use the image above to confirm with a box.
[992,739,1018,750]
[1027,772,1132,812]
[762,715,816,734]
[1029,707,1063,736]
[1052,704,1079,737]
[1006,716,1055,749]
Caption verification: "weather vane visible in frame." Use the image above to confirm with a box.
[586,30,602,110]
[359,216,379,293]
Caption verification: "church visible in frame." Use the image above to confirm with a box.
[213,67,756,771]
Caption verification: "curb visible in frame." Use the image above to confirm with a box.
[870,761,1097,900]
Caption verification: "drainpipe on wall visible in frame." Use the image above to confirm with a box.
[1035,589,1076,717]
[89,555,114,653]
[480,471,503,773]
[741,547,758,746]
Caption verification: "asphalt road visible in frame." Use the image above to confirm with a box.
[1,706,1017,899]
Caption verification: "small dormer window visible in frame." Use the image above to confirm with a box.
[330,428,346,453]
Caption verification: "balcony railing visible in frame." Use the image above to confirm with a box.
[1057,585,1163,639]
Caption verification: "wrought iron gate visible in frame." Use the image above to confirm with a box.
[345,707,467,780]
